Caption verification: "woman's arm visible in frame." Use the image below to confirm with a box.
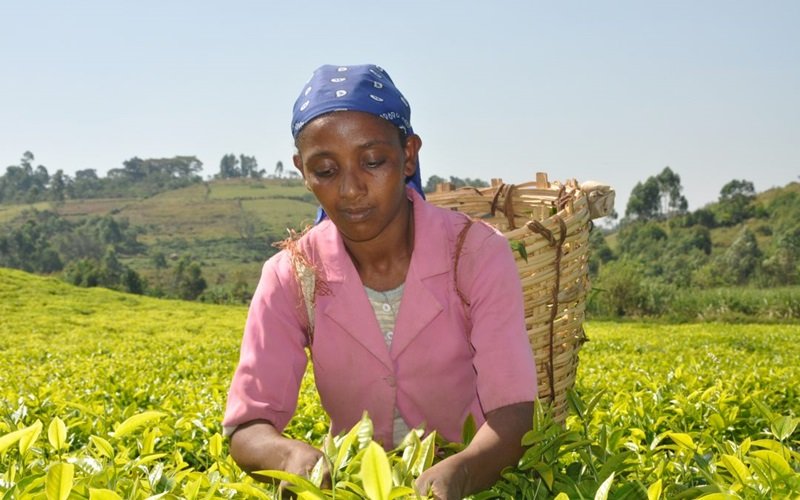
[415,401,532,499]
[229,419,325,478]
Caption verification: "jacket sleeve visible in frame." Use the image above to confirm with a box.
[460,223,538,413]
[222,251,309,435]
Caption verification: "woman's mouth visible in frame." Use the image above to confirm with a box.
[340,207,372,222]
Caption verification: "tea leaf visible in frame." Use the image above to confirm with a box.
[594,471,614,500]
[223,482,271,499]
[90,435,114,458]
[720,454,750,485]
[89,488,123,500]
[362,441,392,500]
[461,414,477,445]
[509,240,528,262]
[45,462,74,500]
[411,432,436,476]
[252,470,325,498]
[708,413,725,431]
[667,432,695,450]
[388,486,417,499]
[646,478,662,500]
[335,422,360,471]
[208,432,222,459]
[750,450,793,477]
[48,417,68,452]
[0,421,42,455]
[356,412,374,450]
[769,415,798,441]
[18,419,43,456]
[112,411,167,439]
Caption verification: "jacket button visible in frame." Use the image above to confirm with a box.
[385,375,396,387]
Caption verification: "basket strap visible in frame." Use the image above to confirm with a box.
[454,217,475,353]
[292,254,316,350]
[526,215,568,404]
[488,183,518,229]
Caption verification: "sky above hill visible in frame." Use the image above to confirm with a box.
[1,0,798,216]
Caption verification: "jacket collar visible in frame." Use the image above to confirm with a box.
[313,187,452,284]
[313,188,453,368]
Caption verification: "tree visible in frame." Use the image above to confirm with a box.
[0,151,51,203]
[240,155,262,178]
[625,177,661,220]
[424,175,447,193]
[588,228,614,277]
[625,167,688,221]
[216,154,240,179]
[274,161,284,178]
[761,224,800,285]
[423,175,487,193]
[719,227,761,285]
[173,256,207,300]
[50,169,67,202]
[69,169,101,199]
[656,167,688,216]
[99,246,124,285]
[715,179,756,226]
[617,221,668,257]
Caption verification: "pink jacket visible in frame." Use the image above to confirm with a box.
[223,189,537,447]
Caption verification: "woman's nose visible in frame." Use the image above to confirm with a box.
[338,164,366,199]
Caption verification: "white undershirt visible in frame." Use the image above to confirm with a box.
[364,283,411,447]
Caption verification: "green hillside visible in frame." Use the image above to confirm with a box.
[589,180,800,318]
[2,176,798,313]
[0,178,318,300]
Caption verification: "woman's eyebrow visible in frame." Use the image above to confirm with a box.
[304,139,395,161]
[357,139,394,150]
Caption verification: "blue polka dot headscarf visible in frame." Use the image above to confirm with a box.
[291,64,425,203]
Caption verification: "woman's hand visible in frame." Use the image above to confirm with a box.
[414,455,469,500]
[280,439,327,479]
[229,419,330,489]
[416,402,533,499]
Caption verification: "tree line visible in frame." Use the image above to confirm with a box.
[0,151,487,204]
[2,154,797,316]
[0,152,205,203]
[588,167,799,317]
[0,151,285,203]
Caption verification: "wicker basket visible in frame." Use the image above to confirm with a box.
[427,172,615,423]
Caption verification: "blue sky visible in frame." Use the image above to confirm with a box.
[1,0,798,216]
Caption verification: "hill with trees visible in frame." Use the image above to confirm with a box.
[0,171,319,302]
[1,154,797,319]
[588,167,799,319]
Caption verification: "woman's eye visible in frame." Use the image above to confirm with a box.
[365,158,385,168]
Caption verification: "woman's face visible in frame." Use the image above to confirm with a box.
[293,111,421,244]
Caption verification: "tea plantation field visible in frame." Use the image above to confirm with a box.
[1,268,798,499]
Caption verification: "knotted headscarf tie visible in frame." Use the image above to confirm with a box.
[291,64,424,222]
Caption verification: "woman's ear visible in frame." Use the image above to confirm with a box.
[293,154,311,190]
[292,154,304,178]
[402,134,422,177]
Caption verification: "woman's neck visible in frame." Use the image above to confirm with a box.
[344,200,414,291]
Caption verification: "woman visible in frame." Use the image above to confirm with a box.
[223,64,537,499]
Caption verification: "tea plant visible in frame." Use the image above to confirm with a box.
[1,268,798,498]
